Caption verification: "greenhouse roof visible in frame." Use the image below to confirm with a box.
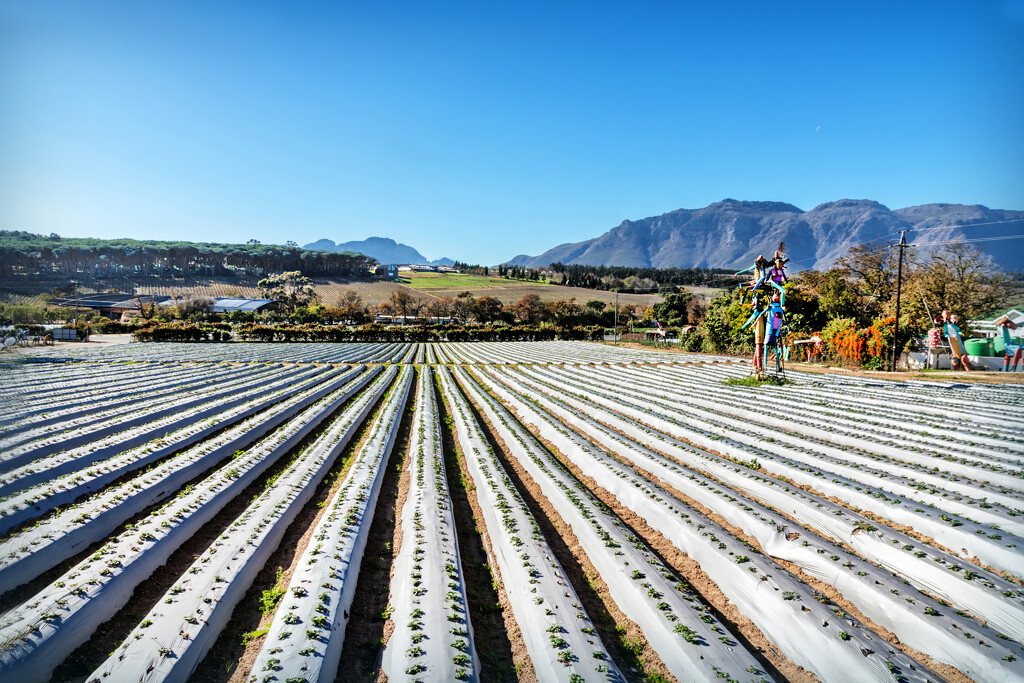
[210,297,277,313]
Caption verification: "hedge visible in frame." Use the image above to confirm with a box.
[132,323,602,343]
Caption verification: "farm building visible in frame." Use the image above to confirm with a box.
[209,297,277,313]
[970,307,1024,336]
[373,264,399,279]
[47,292,170,318]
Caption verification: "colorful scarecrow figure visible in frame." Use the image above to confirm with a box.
[736,243,791,377]
[741,294,768,375]
[768,242,789,287]
[942,310,974,371]
[741,292,789,377]
[736,255,773,305]
[995,316,1023,372]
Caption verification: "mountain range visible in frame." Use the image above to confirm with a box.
[303,237,454,266]
[506,200,1024,271]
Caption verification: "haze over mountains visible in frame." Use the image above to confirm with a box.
[506,200,1024,271]
[303,237,454,267]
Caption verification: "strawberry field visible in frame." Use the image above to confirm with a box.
[0,342,1021,683]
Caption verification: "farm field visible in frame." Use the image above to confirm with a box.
[403,272,663,306]
[0,276,419,309]
[0,342,1022,683]
[2,273,667,310]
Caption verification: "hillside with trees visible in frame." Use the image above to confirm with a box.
[0,231,376,279]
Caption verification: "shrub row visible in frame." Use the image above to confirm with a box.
[131,323,603,343]
[132,323,233,342]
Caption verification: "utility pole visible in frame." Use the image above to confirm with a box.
[71,280,79,326]
[613,289,619,343]
[891,230,907,371]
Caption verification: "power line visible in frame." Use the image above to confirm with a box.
[907,217,1024,233]
[908,233,1024,247]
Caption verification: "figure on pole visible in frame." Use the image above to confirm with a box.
[942,310,974,371]
[738,244,791,378]
[995,316,1022,372]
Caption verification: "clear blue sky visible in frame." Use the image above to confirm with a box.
[2,1,1022,264]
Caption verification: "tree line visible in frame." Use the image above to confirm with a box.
[0,231,376,278]
[450,260,734,293]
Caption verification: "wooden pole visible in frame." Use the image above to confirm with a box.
[891,230,907,371]
[613,289,619,343]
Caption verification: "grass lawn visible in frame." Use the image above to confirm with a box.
[402,272,556,291]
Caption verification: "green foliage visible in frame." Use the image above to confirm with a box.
[649,292,694,327]
[257,271,318,314]
[242,626,270,645]
[724,376,791,387]
[259,568,287,615]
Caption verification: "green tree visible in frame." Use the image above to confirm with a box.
[650,292,694,326]
[900,244,1008,327]
[257,271,317,314]
[513,293,543,324]
[473,296,504,323]
[835,241,897,322]
[797,270,865,326]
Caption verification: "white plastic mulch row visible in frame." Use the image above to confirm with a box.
[537,363,1024,574]
[586,363,1024,510]
[729,364,1024,434]
[0,363,331,533]
[587,363,1024,547]
[16,341,414,365]
[423,344,438,365]
[0,361,187,403]
[471,367,940,683]
[380,367,480,683]
[0,363,294,467]
[651,368,1024,495]
[83,365,402,682]
[0,365,306,497]
[457,367,773,683]
[648,364,1023,466]
[0,365,386,681]
[670,369,1024,536]
[526,363,1024,639]
[484,365,1024,681]
[0,362,242,432]
[0,365,364,592]
[249,366,414,682]
[442,340,734,366]
[10,339,738,368]
[437,368,622,683]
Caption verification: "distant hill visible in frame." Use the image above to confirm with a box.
[304,237,454,266]
[507,200,1024,271]
[0,230,374,279]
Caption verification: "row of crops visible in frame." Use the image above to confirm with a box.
[17,340,728,366]
[0,343,1021,682]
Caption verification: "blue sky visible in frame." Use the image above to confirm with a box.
[2,1,1022,264]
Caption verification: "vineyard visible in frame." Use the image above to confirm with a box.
[0,342,1022,683]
